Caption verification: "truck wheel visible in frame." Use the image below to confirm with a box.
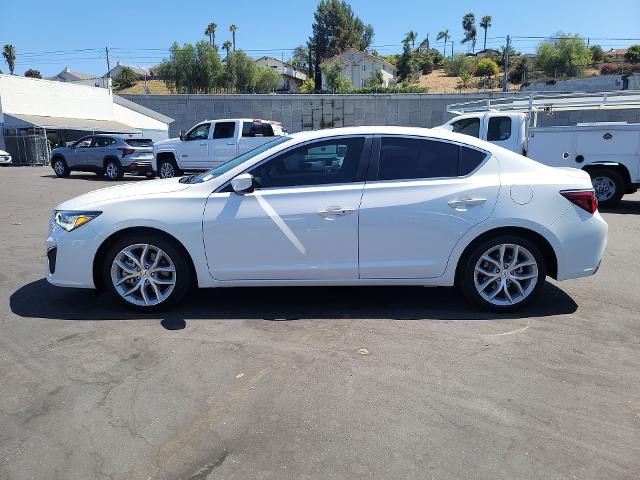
[158,157,181,179]
[590,168,624,207]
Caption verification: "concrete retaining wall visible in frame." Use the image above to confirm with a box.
[122,93,640,137]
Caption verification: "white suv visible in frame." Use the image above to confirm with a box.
[153,119,286,178]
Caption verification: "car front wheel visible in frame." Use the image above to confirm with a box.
[103,233,192,311]
[460,235,546,312]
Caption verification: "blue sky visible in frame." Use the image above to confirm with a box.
[2,0,639,77]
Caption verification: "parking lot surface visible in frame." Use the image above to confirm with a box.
[1,166,639,480]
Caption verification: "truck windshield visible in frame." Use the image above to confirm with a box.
[191,136,292,183]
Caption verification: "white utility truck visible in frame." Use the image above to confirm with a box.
[439,92,640,206]
[153,118,287,179]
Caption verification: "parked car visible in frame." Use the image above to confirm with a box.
[0,149,12,165]
[46,126,607,313]
[153,118,287,179]
[50,135,155,180]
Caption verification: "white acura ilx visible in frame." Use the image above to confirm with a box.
[46,126,607,312]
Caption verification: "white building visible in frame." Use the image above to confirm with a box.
[0,74,172,163]
[255,57,307,92]
[321,48,397,89]
[105,62,152,81]
[49,67,110,88]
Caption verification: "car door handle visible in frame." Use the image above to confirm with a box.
[199,142,207,146]
[448,197,487,211]
[318,206,355,220]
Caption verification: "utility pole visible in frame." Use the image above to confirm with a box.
[503,35,510,92]
[105,47,111,78]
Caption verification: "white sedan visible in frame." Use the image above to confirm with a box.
[46,127,607,312]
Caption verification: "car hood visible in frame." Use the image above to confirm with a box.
[154,137,180,147]
[56,178,190,210]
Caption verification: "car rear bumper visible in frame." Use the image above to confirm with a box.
[124,160,153,175]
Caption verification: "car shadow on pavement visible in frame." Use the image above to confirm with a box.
[41,174,149,182]
[10,279,577,329]
[600,198,640,215]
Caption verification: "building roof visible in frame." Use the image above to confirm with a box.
[256,56,297,70]
[607,48,628,56]
[105,63,151,78]
[4,113,139,133]
[322,48,397,72]
[113,95,174,124]
[48,67,99,82]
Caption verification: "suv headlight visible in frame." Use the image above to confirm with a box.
[54,211,102,232]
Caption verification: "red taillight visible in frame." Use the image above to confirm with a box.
[121,148,135,157]
[560,190,598,214]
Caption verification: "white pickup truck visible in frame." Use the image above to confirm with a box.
[440,93,640,207]
[153,118,287,178]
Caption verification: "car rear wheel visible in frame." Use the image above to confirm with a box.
[104,159,124,180]
[460,235,546,312]
[52,157,70,177]
[158,157,181,179]
[103,233,192,311]
[590,168,624,207]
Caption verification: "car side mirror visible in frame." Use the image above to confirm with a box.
[179,130,186,141]
[231,173,254,194]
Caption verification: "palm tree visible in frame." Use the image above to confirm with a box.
[3,44,16,75]
[222,41,233,59]
[436,30,450,57]
[480,16,492,51]
[404,31,418,50]
[461,13,477,53]
[204,22,217,47]
[229,24,238,51]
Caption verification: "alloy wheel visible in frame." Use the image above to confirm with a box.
[106,162,119,180]
[160,162,175,179]
[54,161,65,175]
[473,243,538,306]
[592,176,616,202]
[110,243,176,306]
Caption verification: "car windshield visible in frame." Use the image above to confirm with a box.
[190,136,292,183]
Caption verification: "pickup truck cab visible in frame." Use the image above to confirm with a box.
[153,118,287,178]
[441,112,640,206]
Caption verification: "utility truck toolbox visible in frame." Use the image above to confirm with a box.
[440,92,640,207]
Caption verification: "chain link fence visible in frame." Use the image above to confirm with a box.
[3,133,49,165]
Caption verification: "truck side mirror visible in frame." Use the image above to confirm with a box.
[231,173,254,194]
[179,130,186,141]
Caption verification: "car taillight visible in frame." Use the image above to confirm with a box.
[121,148,135,157]
[560,190,598,214]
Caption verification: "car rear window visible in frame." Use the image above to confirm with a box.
[124,139,154,147]
[242,121,275,137]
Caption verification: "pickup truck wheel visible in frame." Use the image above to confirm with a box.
[52,157,70,177]
[158,158,181,179]
[104,159,124,180]
[590,168,624,207]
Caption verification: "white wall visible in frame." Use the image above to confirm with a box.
[0,74,114,120]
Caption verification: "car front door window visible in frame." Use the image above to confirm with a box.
[451,118,480,138]
[187,124,210,141]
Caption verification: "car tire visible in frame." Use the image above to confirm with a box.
[52,157,70,177]
[104,159,124,181]
[102,233,193,311]
[158,157,181,179]
[95,171,105,177]
[459,235,547,313]
[589,168,625,207]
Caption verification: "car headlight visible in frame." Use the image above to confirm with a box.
[54,211,102,232]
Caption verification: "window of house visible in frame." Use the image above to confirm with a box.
[248,137,364,188]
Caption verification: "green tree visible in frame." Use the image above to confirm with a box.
[225,50,257,92]
[254,66,280,93]
[461,13,477,53]
[321,61,352,93]
[205,22,217,47]
[404,30,418,50]
[590,45,605,63]
[475,58,499,76]
[480,16,492,51]
[290,45,311,76]
[625,45,640,63]
[437,30,450,57]
[299,77,315,93]
[536,34,592,77]
[113,66,138,91]
[365,67,384,87]
[397,40,419,81]
[309,0,374,89]
[229,24,238,51]
[157,41,223,93]
[24,68,42,78]
[222,41,233,59]
[3,45,16,74]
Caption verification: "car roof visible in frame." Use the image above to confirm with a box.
[287,126,495,152]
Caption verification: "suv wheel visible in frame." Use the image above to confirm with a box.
[460,235,546,312]
[103,233,192,311]
[590,168,624,207]
[158,157,181,179]
[52,157,70,177]
[104,159,124,180]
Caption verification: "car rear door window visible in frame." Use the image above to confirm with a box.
[451,118,480,137]
[242,122,275,137]
[249,137,364,188]
[378,137,459,180]
[487,116,512,141]
[93,137,112,147]
[213,122,236,139]
[459,146,487,175]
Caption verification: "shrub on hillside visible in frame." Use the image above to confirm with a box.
[600,63,616,75]
[444,53,477,77]
[475,58,499,77]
